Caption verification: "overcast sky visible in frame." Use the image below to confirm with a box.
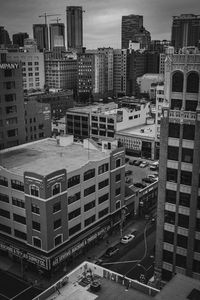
[1,0,199,48]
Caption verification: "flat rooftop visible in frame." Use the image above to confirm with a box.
[34,261,157,300]
[155,273,200,300]
[1,138,107,176]
[118,124,156,140]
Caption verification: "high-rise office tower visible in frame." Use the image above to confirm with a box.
[12,32,29,47]
[0,51,26,149]
[171,14,200,51]
[0,26,11,46]
[49,23,65,50]
[155,47,200,284]
[33,24,49,51]
[66,6,83,51]
[121,15,151,49]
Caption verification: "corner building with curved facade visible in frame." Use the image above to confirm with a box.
[0,137,125,274]
[155,48,200,284]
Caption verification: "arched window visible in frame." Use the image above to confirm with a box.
[172,71,184,92]
[186,72,199,93]
[30,185,39,197]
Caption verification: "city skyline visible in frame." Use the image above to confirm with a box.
[1,0,200,49]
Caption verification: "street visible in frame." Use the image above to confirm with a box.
[101,222,156,284]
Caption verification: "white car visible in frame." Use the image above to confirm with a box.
[121,234,135,244]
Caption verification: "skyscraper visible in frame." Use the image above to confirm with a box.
[66,6,83,51]
[155,47,200,284]
[12,32,29,47]
[171,14,200,51]
[0,26,11,46]
[121,15,151,49]
[49,23,65,50]
[33,24,49,51]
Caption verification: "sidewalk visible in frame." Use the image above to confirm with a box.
[0,217,148,290]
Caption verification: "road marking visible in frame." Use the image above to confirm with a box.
[10,285,33,300]
[102,259,140,265]
[0,292,10,300]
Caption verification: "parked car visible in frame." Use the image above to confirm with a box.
[140,161,149,168]
[142,177,154,184]
[125,177,131,183]
[125,170,132,176]
[134,182,147,189]
[105,246,119,257]
[147,174,158,181]
[121,234,135,244]
[149,161,159,171]
[125,157,130,163]
[134,160,142,166]
[129,160,136,165]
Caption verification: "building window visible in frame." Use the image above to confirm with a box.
[179,192,190,207]
[31,204,40,215]
[54,219,61,230]
[186,72,199,93]
[99,207,109,219]
[164,230,174,244]
[4,81,15,89]
[183,124,195,140]
[54,234,63,247]
[84,185,95,197]
[167,168,178,183]
[98,163,109,174]
[68,207,81,221]
[178,214,189,228]
[98,193,109,204]
[166,190,176,204]
[98,178,109,189]
[172,71,183,92]
[11,180,24,191]
[181,148,193,163]
[84,200,95,212]
[116,200,121,210]
[14,229,27,240]
[0,193,9,203]
[177,234,188,248]
[196,218,200,232]
[0,208,10,219]
[13,213,26,224]
[193,260,200,273]
[162,269,172,281]
[68,175,80,188]
[185,100,198,111]
[168,146,179,161]
[0,223,11,234]
[68,192,81,205]
[33,237,41,248]
[5,94,16,102]
[100,117,106,122]
[84,215,95,227]
[0,176,8,187]
[116,158,121,168]
[115,187,121,196]
[176,254,186,268]
[30,185,39,197]
[115,174,121,182]
[171,99,182,110]
[194,239,200,253]
[69,223,81,236]
[4,69,12,77]
[164,210,175,225]
[168,123,180,138]
[7,128,18,137]
[163,250,173,264]
[12,197,25,208]
[180,171,192,186]
[53,202,61,213]
[52,183,61,196]
[6,105,17,114]
[84,169,95,181]
[32,221,41,231]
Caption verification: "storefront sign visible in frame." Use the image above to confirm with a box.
[52,225,111,267]
[0,241,48,269]
[0,63,19,69]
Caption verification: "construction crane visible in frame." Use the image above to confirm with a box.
[39,13,61,25]
[51,18,61,24]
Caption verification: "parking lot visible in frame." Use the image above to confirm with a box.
[124,155,159,188]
